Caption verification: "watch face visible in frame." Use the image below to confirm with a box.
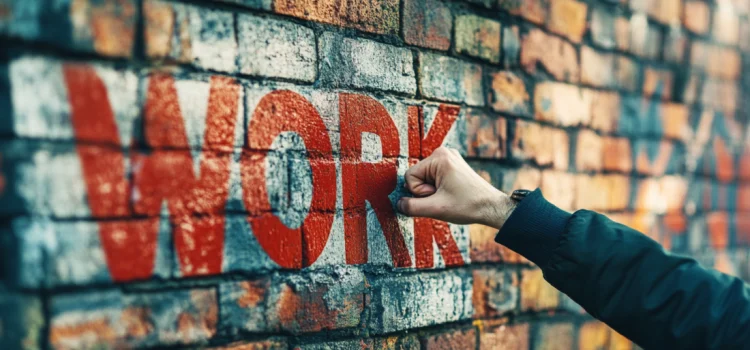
[511,189,531,202]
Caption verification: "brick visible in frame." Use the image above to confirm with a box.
[455,15,501,63]
[469,223,529,264]
[575,175,631,211]
[473,268,519,318]
[602,137,633,173]
[499,0,548,25]
[418,53,484,106]
[520,29,579,83]
[512,121,569,170]
[661,103,690,140]
[421,328,476,350]
[367,270,472,333]
[643,67,674,100]
[589,7,624,50]
[713,7,740,45]
[209,339,288,350]
[589,91,621,133]
[219,278,271,334]
[465,110,506,159]
[580,46,616,88]
[274,0,399,35]
[534,82,591,126]
[691,41,741,80]
[541,171,576,211]
[682,1,710,34]
[520,269,559,311]
[629,16,663,59]
[0,0,136,57]
[319,33,415,95]
[403,0,452,50]
[297,335,419,350]
[237,15,316,82]
[503,26,521,68]
[702,79,739,116]
[663,28,687,64]
[0,289,43,350]
[547,0,588,43]
[478,321,530,350]
[49,288,218,349]
[213,0,272,10]
[631,0,681,24]
[615,56,640,92]
[145,1,237,73]
[533,323,574,350]
[488,71,530,116]
[579,322,633,350]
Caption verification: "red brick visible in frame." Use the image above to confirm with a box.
[576,130,603,172]
[589,91,621,133]
[455,15,501,63]
[581,46,616,88]
[547,0,588,43]
[478,321,530,350]
[488,71,530,116]
[534,82,591,126]
[499,0,548,25]
[512,121,569,170]
[682,1,711,34]
[473,268,519,319]
[521,29,579,83]
[534,323,574,350]
[520,269,559,311]
[602,137,633,173]
[403,0,452,50]
[470,223,529,264]
[274,0,399,34]
[541,171,576,211]
[421,328,477,350]
[631,0,681,24]
[465,110,506,159]
[713,7,740,45]
[643,67,674,100]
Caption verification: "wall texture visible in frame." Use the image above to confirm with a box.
[1,0,749,349]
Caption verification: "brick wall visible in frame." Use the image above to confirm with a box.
[1,0,749,349]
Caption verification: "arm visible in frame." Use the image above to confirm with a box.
[399,147,750,350]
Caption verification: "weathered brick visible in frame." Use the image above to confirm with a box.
[547,0,588,43]
[589,91,621,133]
[643,67,674,100]
[488,71,530,116]
[418,53,484,106]
[455,15,501,63]
[629,15,663,59]
[237,15,316,82]
[403,0,452,50]
[274,0,399,35]
[421,328,477,350]
[512,120,569,170]
[219,278,271,334]
[631,0,681,24]
[713,7,740,45]
[367,270,472,333]
[319,33,415,95]
[499,0,548,25]
[49,288,218,349]
[579,322,632,350]
[702,79,739,116]
[602,137,633,173]
[503,26,522,68]
[691,41,741,80]
[469,223,529,264]
[209,339,288,350]
[520,29,579,83]
[533,323,574,350]
[145,1,237,72]
[575,174,631,211]
[478,321,530,350]
[682,1,710,34]
[0,0,136,57]
[589,7,627,50]
[615,55,640,92]
[297,335,419,350]
[580,46,616,88]
[661,103,690,140]
[473,268,519,318]
[465,110,506,159]
[0,289,43,350]
[520,269,559,311]
[541,171,576,211]
[663,28,687,64]
[534,82,591,126]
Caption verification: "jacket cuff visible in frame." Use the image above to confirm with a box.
[494,189,571,268]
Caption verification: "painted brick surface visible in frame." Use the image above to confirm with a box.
[4,0,750,348]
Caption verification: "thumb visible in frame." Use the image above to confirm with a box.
[397,196,441,218]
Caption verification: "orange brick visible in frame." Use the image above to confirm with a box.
[575,174,631,211]
[643,67,674,100]
[581,46,616,88]
[520,269,559,311]
[548,0,588,43]
[470,224,529,264]
[421,328,477,350]
[576,129,603,172]
[541,171,576,211]
[499,0,547,25]
[602,137,633,173]
[502,166,543,194]
[512,121,570,170]
[682,1,710,34]
[534,83,592,126]
[713,7,740,45]
[534,323,574,350]
[589,91,621,133]
[465,110,507,159]
[274,0,399,34]
[488,71,530,115]
[579,322,609,350]
[473,268,519,319]
[631,0,681,24]
[403,0,452,50]
[691,41,741,80]
[479,321,530,350]
[661,103,690,140]
[521,29,580,83]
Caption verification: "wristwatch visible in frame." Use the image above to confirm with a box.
[510,189,532,203]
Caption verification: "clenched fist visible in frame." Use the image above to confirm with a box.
[398,147,516,229]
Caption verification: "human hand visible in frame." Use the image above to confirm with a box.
[397,147,516,229]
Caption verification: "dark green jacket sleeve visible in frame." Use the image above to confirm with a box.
[496,189,750,350]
